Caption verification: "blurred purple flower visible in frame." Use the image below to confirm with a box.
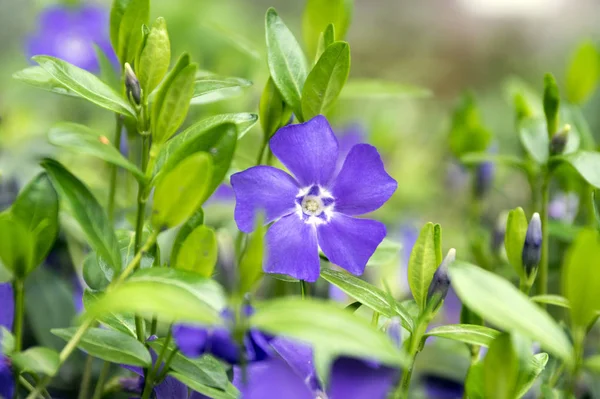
[335,124,366,174]
[232,116,397,282]
[0,283,14,399]
[26,5,117,72]
[206,184,235,205]
[421,375,464,399]
[548,192,579,223]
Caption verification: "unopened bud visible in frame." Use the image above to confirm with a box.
[426,248,456,311]
[386,317,402,348]
[549,124,570,155]
[474,161,494,198]
[491,211,508,254]
[124,63,141,105]
[522,213,542,276]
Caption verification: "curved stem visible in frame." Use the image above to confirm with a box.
[78,355,94,399]
[91,361,111,399]
[141,328,173,399]
[536,171,550,301]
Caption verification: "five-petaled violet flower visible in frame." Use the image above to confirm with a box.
[231,116,397,282]
[0,283,14,399]
[26,4,117,72]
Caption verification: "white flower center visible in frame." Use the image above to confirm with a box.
[296,185,334,225]
[302,195,324,216]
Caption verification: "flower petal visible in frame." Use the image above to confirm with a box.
[270,337,320,391]
[231,166,298,233]
[265,214,320,282]
[208,327,240,364]
[331,144,397,215]
[234,359,313,399]
[318,215,386,275]
[328,357,398,399]
[244,329,273,362]
[270,115,339,186]
[173,324,209,358]
[0,283,13,331]
[0,357,14,399]
[153,375,189,399]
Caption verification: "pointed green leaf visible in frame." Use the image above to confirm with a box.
[302,0,353,58]
[408,222,442,311]
[83,290,137,337]
[0,214,34,278]
[171,208,204,267]
[516,353,549,398]
[504,207,528,278]
[116,0,149,65]
[425,324,500,347]
[559,151,600,188]
[315,24,336,61]
[173,225,218,277]
[12,66,78,97]
[110,0,132,52]
[259,77,292,139]
[566,40,600,105]
[483,333,520,399]
[12,347,60,376]
[191,74,252,105]
[138,17,171,94]
[530,295,570,309]
[169,372,238,399]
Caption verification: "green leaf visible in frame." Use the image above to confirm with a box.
[152,152,213,228]
[559,151,600,188]
[460,153,527,172]
[320,267,413,331]
[238,219,265,295]
[425,324,500,347]
[171,208,204,267]
[138,17,171,95]
[519,118,549,164]
[0,214,34,277]
[504,207,528,278]
[48,122,145,182]
[265,8,308,119]
[448,93,492,158]
[315,24,336,61]
[83,290,137,337]
[32,56,134,117]
[250,297,408,367]
[169,372,238,399]
[259,77,291,139]
[11,173,59,268]
[366,237,401,267]
[516,353,549,398]
[302,0,353,58]
[543,73,560,136]
[340,79,432,99]
[530,295,570,309]
[52,327,151,366]
[12,66,78,97]
[408,222,442,311]
[584,354,600,374]
[301,41,350,120]
[0,327,14,355]
[116,0,149,65]
[449,261,573,364]
[562,229,600,327]
[12,347,60,376]
[173,225,217,277]
[110,0,132,53]
[84,268,223,324]
[42,159,122,273]
[465,362,485,399]
[191,74,252,105]
[566,40,600,105]
[483,333,520,399]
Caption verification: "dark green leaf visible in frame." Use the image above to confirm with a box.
[12,66,78,97]
[566,40,600,105]
[483,333,520,399]
[42,159,122,273]
[425,324,500,347]
[52,327,151,366]
[169,372,238,399]
[173,225,218,277]
[171,208,204,267]
[138,17,171,94]
[519,118,549,164]
[505,207,528,278]
[238,219,265,295]
[259,77,291,139]
[340,79,432,99]
[265,8,308,119]
[191,74,252,105]
[301,41,350,120]
[83,290,137,337]
[0,214,34,277]
[543,73,560,136]
[449,261,572,364]
[48,122,145,182]
[152,152,213,228]
[12,347,60,376]
[302,0,353,58]
[11,173,58,268]
[116,0,149,65]
[559,151,600,188]
[530,295,570,309]
[408,222,442,311]
[32,56,134,117]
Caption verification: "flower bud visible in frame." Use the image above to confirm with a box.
[549,124,570,155]
[522,213,542,276]
[474,161,494,198]
[491,211,508,254]
[426,248,456,311]
[386,317,402,348]
[124,62,141,105]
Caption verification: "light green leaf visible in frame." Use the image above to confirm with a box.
[408,222,442,311]
[530,295,570,309]
[566,40,600,105]
[169,372,238,399]
[465,362,485,399]
[519,118,549,164]
[0,214,34,277]
[425,324,500,347]
[116,0,149,65]
[83,290,137,337]
[559,151,600,188]
[32,56,134,117]
[584,354,600,374]
[250,297,408,367]
[483,333,520,399]
[366,237,401,267]
[315,24,335,61]
[1,327,14,355]
[12,347,60,376]
[110,0,132,53]
[52,327,151,366]
[340,79,432,99]
[259,77,291,139]
[138,17,171,94]
[449,261,572,364]
[504,207,528,278]
[12,66,78,97]
[238,220,265,295]
[265,8,308,119]
[48,122,145,182]
[516,353,549,398]
[42,159,122,274]
[173,225,217,277]
[152,152,213,228]
[191,74,252,105]
[448,93,491,158]
[301,41,350,120]
[171,208,204,267]
[302,0,353,58]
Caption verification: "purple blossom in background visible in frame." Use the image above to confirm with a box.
[421,375,464,399]
[548,192,579,223]
[26,4,117,72]
[206,184,235,205]
[231,116,397,282]
[0,283,14,399]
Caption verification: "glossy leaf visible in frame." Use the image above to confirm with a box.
[171,208,204,267]
[519,118,549,164]
[138,17,171,94]
[52,327,151,366]
[48,122,145,182]
[116,0,149,65]
[83,290,136,337]
[504,207,528,278]
[11,173,59,268]
[250,297,408,367]
[84,268,224,324]
[169,372,238,399]
[425,324,500,347]
[408,222,442,311]
[483,333,520,399]
[173,225,218,277]
[559,151,600,188]
[566,40,600,105]
[516,353,549,398]
[450,261,572,364]
[32,56,135,117]
[12,347,60,376]
[315,24,335,61]
[191,74,252,105]
[42,159,122,274]
[0,214,34,277]
[530,295,570,309]
[340,79,432,99]
[301,41,350,120]
[259,77,291,139]
[12,66,78,97]
[562,229,600,327]
[238,220,266,295]
[265,8,308,119]
[152,152,213,228]
[302,0,353,58]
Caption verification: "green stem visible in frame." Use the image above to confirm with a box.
[300,280,308,299]
[584,185,596,228]
[536,171,550,301]
[141,328,173,399]
[155,347,178,383]
[13,279,24,352]
[18,376,48,399]
[569,328,585,396]
[256,140,268,165]
[91,361,111,399]
[78,355,95,399]
[107,115,123,222]
[394,318,429,399]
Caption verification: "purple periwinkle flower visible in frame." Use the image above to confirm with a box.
[522,213,542,276]
[231,116,397,282]
[0,283,14,399]
[26,5,117,72]
[548,192,579,223]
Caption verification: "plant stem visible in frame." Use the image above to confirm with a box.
[18,376,48,399]
[78,355,94,399]
[519,277,531,295]
[141,328,173,399]
[300,280,308,299]
[569,328,585,396]
[394,318,428,399]
[91,361,111,399]
[13,279,24,352]
[536,171,550,301]
[256,140,268,165]
[107,115,123,222]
